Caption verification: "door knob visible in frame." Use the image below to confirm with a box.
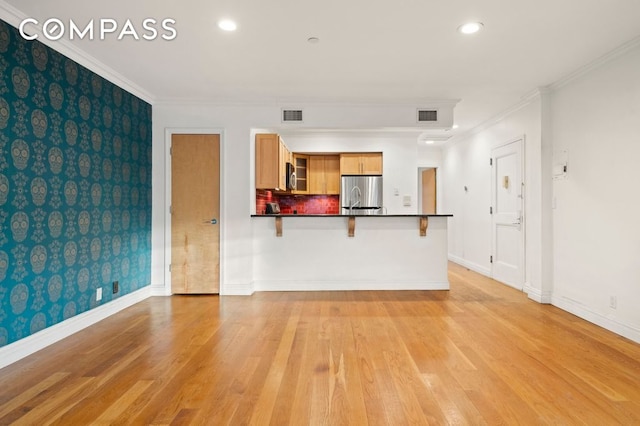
[203,218,218,224]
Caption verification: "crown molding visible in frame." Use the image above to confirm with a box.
[549,35,640,91]
[444,35,640,149]
[447,90,542,147]
[0,1,156,104]
[154,97,461,109]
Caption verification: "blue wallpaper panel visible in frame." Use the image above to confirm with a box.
[0,20,152,347]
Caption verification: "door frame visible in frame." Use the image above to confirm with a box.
[491,135,526,290]
[164,128,225,296]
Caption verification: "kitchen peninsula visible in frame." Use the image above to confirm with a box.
[250,214,452,291]
[251,132,451,292]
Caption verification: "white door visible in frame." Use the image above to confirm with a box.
[491,139,524,289]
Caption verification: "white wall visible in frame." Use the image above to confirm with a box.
[441,42,640,343]
[549,43,640,341]
[441,99,543,296]
[152,104,440,295]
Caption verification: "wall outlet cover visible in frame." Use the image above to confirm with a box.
[96,288,102,301]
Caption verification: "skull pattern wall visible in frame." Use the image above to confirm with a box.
[0,21,152,348]
[11,211,29,242]
[0,97,9,129]
[0,173,9,205]
[48,147,63,174]
[30,177,47,206]
[12,67,30,98]
[0,250,8,281]
[11,139,30,170]
[31,109,48,138]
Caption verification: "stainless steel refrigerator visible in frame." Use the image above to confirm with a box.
[341,175,383,215]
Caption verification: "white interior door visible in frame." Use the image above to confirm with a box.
[491,139,524,289]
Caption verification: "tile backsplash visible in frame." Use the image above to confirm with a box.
[256,190,339,215]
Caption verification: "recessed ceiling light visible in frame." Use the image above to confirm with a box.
[425,140,435,145]
[307,37,320,44]
[458,22,483,35]
[218,19,237,31]
[452,124,459,129]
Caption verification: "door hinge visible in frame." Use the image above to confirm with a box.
[169,264,172,272]
[490,255,493,264]
[490,206,493,214]
[170,146,172,156]
[489,158,493,166]
[169,205,173,215]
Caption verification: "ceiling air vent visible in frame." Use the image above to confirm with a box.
[282,109,303,123]
[417,109,438,123]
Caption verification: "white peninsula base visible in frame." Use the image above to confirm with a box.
[251,215,451,292]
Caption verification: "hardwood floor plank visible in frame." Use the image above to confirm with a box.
[7,376,95,425]
[92,379,154,424]
[2,263,640,424]
[0,372,69,419]
[248,301,302,425]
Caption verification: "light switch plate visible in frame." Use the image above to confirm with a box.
[403,195,411,206]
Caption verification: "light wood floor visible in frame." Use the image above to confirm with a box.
[1,263,640,425]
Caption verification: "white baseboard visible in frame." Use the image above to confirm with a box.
[552,295,640,344]
[148,282,255,296]
[222,282,254,296]
[524,284,552,304]
[252,280,450,292]
[0,286,152,370]
[150,284,171,296]
[448,254,492,277]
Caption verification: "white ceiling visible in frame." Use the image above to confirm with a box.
[4,0,640,138]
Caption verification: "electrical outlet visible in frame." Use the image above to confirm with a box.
[113,281,119,294]
[96,288,102,301]
[609,295,617,309]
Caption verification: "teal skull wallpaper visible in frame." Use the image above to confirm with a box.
[0,19,152,347]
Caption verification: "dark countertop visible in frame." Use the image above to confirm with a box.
[251,214,453,218]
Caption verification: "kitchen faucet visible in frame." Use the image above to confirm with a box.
[349,186,361,213]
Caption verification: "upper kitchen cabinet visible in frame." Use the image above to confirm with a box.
[256,133,289,191]
[292,154,309,194]
[309,155,340,195]
[340,153,383,175]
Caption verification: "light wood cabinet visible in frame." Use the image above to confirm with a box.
[340,153,382,175]
[256,133,290,191]
[309,155,340,195]
[292,154,309,194]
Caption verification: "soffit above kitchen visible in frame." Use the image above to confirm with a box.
[3,0,640,138]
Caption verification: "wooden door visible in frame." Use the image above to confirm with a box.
[421,168,436,214]
[491,139,524,290]
[171,134,220,294]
